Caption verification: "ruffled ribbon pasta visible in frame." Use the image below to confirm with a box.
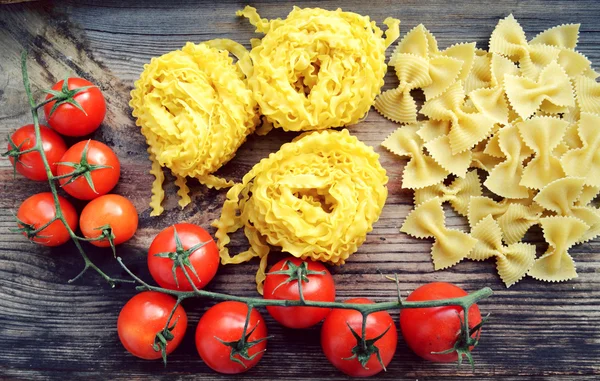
[130,40,259,215]
[561,113,600,187]
[212,129,387,293]
[469,215,536,287]
[401,198,477,270]
[414,170,482,216]
[238,6,399,132]
[529,216,589,282]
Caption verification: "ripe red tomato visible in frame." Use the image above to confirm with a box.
[16,192,77,246]
[7,124,67,181]
[400,282,482,363]
[57,140,120,200]
[117,291,187,361]
[148,223,219,291]
[79,194,138,247]
[263,257,335,329]
[43,78,106,137]
[195,301,268,374]
[321,298,397,377]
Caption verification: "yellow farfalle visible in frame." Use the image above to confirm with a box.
[504,61,575,120]
[575,75,600,115]
[382,125,449,189]
[530,23,580,49]
[484,125,533,199]
[561,113,600,186]
[414,170,482,216]
[464,50,492,94]
[130,41,259,215]
[238,6,399,132]
[424,135,472,177]
[421,81,496,154]
[400,198,477,270]
[468,215,536,287]
[517,116,568,189]
[212,129,388,293]
[534,177,600,242]
[576,185,600,206]
[529,216,589,282]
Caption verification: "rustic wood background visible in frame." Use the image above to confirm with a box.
[1,1,599,380]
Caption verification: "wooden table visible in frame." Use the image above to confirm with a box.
[1,1,599,379]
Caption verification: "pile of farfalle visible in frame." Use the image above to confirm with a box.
[379,15,600,286]
[212,129,388,293]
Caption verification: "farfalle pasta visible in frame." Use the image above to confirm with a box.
[414,170,482,216]
[238,6,399,132]
[130,40,259,215]
[212,129,387,293]
[561,113,600,187]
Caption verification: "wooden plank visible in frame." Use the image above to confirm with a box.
[1,0,599,379]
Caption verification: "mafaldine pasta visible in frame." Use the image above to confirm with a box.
[212,130,388,293]
[382,14,600,285]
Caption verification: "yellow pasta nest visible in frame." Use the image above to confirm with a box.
[130,40,259,216]
[212,129,388,293]
[237,6,399,133]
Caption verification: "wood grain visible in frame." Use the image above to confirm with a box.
[1,0,600,379]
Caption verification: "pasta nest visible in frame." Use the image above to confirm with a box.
[212,129,388,293]
[130,40,259,215]
[237,6,400,132]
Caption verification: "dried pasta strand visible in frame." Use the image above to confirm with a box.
[148,151,165,217]
[561,113,600,187]
[400,198,477,270]
[174,174,191,209]
[414,170,482,216]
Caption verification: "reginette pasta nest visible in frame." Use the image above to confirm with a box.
[130,40,259,216]
[212,129,388,293]
[237,6,400,133]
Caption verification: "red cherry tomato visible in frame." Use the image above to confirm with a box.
[400,282,482,363]
[79,194,138,247]
[117,291,187,360]
[148,223,219,291]
[195,301,268,374]
[43,78,106,137]
[7,124,67,181]
[16,192,77,247]
[56,140,120,200]
[321,298,397,377]
[263,257,335,329]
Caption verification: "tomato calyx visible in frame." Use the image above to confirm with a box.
[56,139,112,194]
[153,316,180,366]
[86,224,117,256]
[266,260,326,297]
[3,136,35,178]
[343,320,392,371]
[431,312,490,368]
[152,226,208,290]
[43,75,96,117]
[12,214,55,242]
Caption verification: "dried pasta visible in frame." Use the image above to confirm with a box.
[561,113,600,187]
[414,170,482,216]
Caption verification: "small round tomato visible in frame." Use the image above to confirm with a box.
[195,301,268,374]
[16,192,77,247]
[57,140,120,200]
[79,194,138,247]
[263,257,335,329]
[148,223,219,291]
[400,282,482,363]
[43,78,106,137]
[7,124,67,181]
[321,298,397,377]
[117,291,187,361]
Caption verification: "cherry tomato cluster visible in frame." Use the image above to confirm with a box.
[7,78,138,251]
[117,223,483,377]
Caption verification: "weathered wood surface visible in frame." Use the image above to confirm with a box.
[1,0,599,379]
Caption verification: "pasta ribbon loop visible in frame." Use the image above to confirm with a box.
[575,75,600,115]
[400,198,477,270]
[529,216,589,282]
[212,129,388,293]
[469,215,536,287]
[560,113,600,186]
[414,170,482,216]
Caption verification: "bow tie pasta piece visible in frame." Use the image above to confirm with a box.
[576,185,600,207]
[529,216,589,282]
[464,50,492,94]
[382,125,449,189]
[400,198,477,269]
[469,215,536,287]
[441,43,477,83]
[421,81,496,154]
[393,24,438,58]
[424,134,472,177]
[517,116,568,189]
[130,40,259,215]
[561,113,600,187]
[534,177,600,243]
[238,6,400,132]
[414,170,482,216]
[212,129,388,293]
[504,61,575,120]
[416,119,452,142]
[530,23,580,49]
[575,75,600,115]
